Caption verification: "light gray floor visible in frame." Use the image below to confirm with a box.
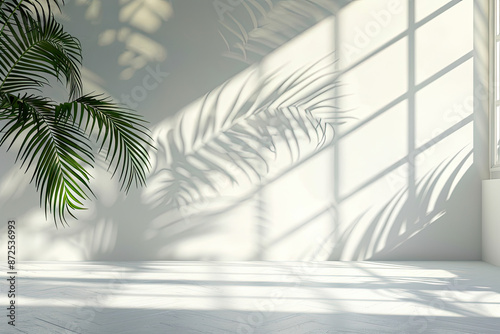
[1,261,500,334]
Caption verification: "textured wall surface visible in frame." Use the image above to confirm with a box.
[0,0,489,261]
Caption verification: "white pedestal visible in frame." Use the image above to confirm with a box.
[482,179,500,266]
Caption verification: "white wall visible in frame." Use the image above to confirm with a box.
[0,0,489,261]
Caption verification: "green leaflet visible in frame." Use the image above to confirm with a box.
[0,1,154,226]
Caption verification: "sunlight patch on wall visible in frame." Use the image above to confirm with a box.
[72,0,102,23]
[415,0,456,23]
[415,0,473,85]
[64,0,172,80]
[339,0,408,66]
[339,101,408,200]
[119,0,173,33]
[339,37,408,132]
[415,59,473,148]
[263,149,335,260]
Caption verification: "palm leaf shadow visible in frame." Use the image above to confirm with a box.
[147,54,352,211]
[219,0,351,63]
[328,147,473,260]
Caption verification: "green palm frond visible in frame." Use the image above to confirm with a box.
[0,0,64,17]
[0,3,82,99]
[0,93,94,224]
[0,0,154,225]
[56,94,154,192]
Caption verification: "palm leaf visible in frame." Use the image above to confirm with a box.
[0,93,94,225]
[56,94,154,193]
[0,6,82,99]
[0,1,154,225]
